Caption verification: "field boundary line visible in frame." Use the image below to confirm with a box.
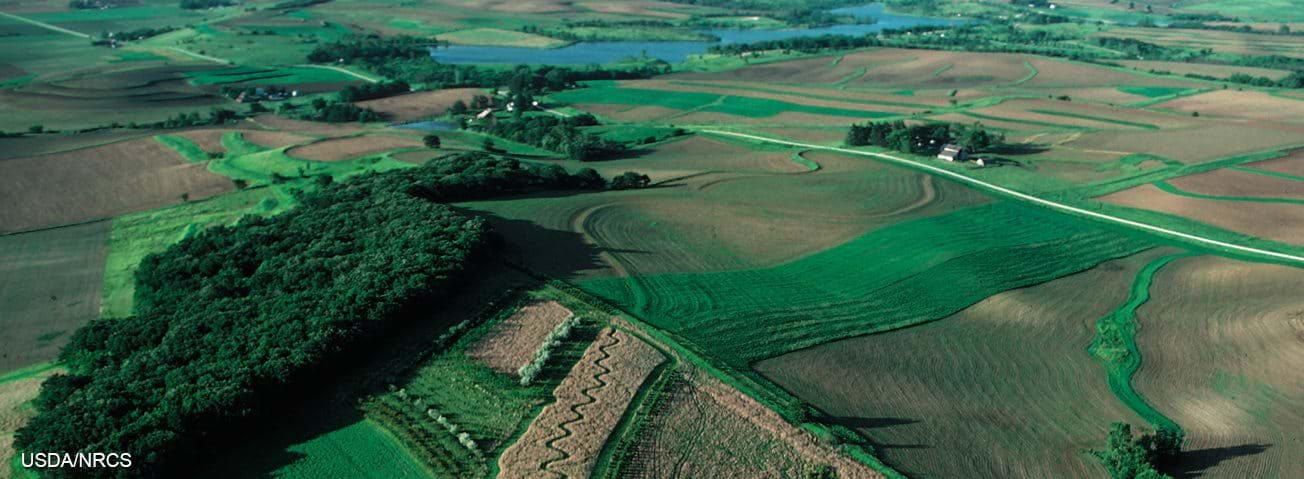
[700,129,1304,265]
[296,64,381,83]
[0,11,90,38]
[166,47,229,64]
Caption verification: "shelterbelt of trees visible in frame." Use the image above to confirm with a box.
[308,35,669,90]
[15,154,616,478]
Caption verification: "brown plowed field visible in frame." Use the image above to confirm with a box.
[1101,184,1304,244]
[1134,256,1304,478]
[356,88,483,122]
[0,138,233,233]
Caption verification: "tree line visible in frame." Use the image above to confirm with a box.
[846,120,1003,155]
[337,80,411,102]
[307,35,668,90]
[14,153,633,477]
[474,114,627,162]
[277,97,383,122]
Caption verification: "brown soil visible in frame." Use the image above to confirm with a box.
[240,130,313,149]
[1100,184,1304,244]
[467,300,574,375]
[1246,149,1304,177]
[1167,168,1304,199]
[0,138,233,233]
[1133,256,1304,478]
[355,88,483,122]
[497,327,664,479]
[286,135,421,162]
[1157,90,1304,124]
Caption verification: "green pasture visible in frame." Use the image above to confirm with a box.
[552,86,895,119]
[1181,0,1304,21]
[208,146,413,185]
[221,131,266,157]
[156,134,209,162]
[270,420,431,479]
[579,201,1153,368]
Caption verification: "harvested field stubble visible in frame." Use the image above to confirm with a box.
[467,300,575,375]
[497,328,664,479]
[621,368,884,479]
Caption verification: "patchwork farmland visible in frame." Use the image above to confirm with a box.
[2,1,1303,478]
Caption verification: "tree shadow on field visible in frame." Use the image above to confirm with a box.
[454,198,650,281]
[1168,443,1271,478]
[828,416,921,430]
[988,143,1049,156]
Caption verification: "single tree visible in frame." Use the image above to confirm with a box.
[423,134,442,149]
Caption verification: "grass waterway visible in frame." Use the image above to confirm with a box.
[1087,253,1191,431]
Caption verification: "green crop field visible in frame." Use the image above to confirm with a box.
[580,201,1154,367]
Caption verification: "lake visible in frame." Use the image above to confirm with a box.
[429,3,970,65]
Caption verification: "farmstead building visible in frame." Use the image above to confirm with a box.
[937,144,969,162]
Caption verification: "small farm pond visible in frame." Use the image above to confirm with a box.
[429,4,971,65]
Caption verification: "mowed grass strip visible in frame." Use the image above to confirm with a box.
[156,134,209,163]
[579,201,1152,367]
[552,87,894,119]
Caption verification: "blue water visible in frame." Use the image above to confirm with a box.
[429,4,970,65]
[392,120,457,131]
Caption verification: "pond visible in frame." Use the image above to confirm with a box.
[429,3,970,65]
[391,120,457,131]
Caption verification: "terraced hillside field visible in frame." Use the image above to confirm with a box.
[755,249,1173,478]
[458,146,990,280]
[1133,256,1304,478]
[1101,183,1304,245]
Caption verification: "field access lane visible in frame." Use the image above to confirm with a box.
[0,11,90,39]
[702,130,1304,265]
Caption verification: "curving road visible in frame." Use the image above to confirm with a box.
[701,129,1304,265]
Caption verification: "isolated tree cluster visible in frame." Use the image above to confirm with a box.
[475,114,627,162]
[1094,422,1184,479]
